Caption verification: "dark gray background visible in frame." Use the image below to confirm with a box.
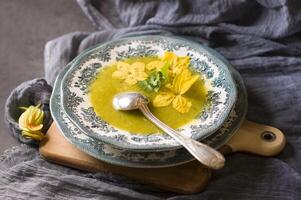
[0,0,94,154]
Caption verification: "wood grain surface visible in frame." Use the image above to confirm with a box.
[39,120,285,194]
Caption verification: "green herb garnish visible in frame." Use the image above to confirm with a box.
[138,71,166,92]
[160,62,170,81]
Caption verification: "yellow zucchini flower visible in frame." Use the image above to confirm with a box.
[146,61,165,71]
[162,51,178,66]
[153,69,199,113]
[18,104,45,141]
[162,51,190,78]
[112,61,147,85]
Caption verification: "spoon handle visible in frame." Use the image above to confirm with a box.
[139,104,225,170]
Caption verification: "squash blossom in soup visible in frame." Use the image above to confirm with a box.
[89,52,208,134]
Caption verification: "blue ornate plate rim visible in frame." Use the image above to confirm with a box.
[60,35,238,151]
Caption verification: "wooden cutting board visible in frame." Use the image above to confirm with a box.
[39,120,285,194]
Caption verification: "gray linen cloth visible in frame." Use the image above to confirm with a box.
[2,0,301,199]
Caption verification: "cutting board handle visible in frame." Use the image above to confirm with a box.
[221,120,286,156]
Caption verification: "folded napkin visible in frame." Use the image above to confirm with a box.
[2,0,301,199]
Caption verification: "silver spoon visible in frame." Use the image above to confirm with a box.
[112,92,225,170]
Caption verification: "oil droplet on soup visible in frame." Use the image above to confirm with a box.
[89,57,207,135]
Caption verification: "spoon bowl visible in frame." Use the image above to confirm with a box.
[113,92,149,111]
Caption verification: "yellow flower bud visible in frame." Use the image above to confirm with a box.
[18,105,45,141]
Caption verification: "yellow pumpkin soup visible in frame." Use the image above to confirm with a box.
[89,54,207,134]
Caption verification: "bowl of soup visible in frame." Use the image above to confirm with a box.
[60,35,237,151]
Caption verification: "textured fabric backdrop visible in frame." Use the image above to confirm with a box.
[1,0,301,199]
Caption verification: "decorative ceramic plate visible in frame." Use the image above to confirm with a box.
[60,36,237,151]
[50,54,247,168]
